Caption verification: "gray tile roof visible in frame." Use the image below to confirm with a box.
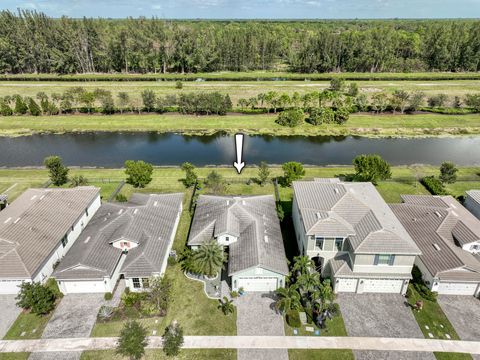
[54,193,183,280]
[466,190,480,204]
[293,180,420,255]
[390,195,480,281]
[188,195,288,276]
[0,187,100,279]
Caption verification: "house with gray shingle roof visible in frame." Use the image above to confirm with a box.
[188,195,288,292]
[0,187,101,294]
[54,193,183,294]
[292,179,420,295]
[391,195,480,296]
[465,190,480,220]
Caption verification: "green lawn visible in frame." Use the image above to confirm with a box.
[3,311,53,340]
[0,354,30,360]
[1,112,480,137]
[80,349,236,360]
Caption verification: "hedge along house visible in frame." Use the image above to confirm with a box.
[188,195,289,292]
[391,195,480,296]
[54,193,183,294]
[0,187,101,294]
[292,179,421,295]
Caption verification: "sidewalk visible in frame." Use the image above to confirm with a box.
[1,336,479,355]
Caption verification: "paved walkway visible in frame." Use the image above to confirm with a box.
[0,336,479,354]
[236,293,288,360]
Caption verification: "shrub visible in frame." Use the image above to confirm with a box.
[329,78,345,92]
[14,95,28,114]
[327,302,340,317]
[45,278,63,299]
[70,175,89,187]
[275,108,304,127]
[306,107,334,125]
[353,154,392,185]
[414,283,437,302]
[421,176,448,195]
[286,309,301,328]
[27,98,42,116]
[0,101,13,116]
[141,90,156,112]
[230,291,239,298]
[16,282,57,315]
[122,291,143,308]
[167,256,177,266]
[104,292,113,301]
[281,161,305,186]
[99,305,114,320]
[333,107,350,124]
[163,321,184,357]
[428,94,448,108]
[439,161,458,184]
[125,160,153,188]
[44,155,69,186]
[411,265,423,285]
[116,193,128,202]
[465,93,480,112]
[117,321,148,360]
[175,81,183,89]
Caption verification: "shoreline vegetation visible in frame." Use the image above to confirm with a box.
[1,113,480,138]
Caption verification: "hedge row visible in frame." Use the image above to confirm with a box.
[421,176,449,195]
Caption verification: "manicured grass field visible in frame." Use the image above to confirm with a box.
[3,311,53,340]
[80,349,236,360]
[0,354,30,360]
[1,112,480,137]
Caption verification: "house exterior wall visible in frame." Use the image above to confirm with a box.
[159,203,182,276]
[352,254,415,275]
[231,267,285,292]
[465,194,480,220]
[292,195,307,255]
[415,256,435,288]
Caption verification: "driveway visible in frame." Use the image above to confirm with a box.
[0,295,21,339]
[438,296,480,360]
[236,292,288,360]
[337,293,436,360]
[29,294,104,360]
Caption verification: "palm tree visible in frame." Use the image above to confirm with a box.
[218,297,235,315]
[192,240,226,278]
[291,256,314,278]
[296,271,321,297]
[275,285,301,314]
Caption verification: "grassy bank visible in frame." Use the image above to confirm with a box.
[1,113,480,137]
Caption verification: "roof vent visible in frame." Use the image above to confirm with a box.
[30,195,37,200]
[433,243,441,251]
[84,236,91,244]
[13,217,20,224]
[4,217,11,224]
[434,211,442,218]
[316,212,321,219]
[451,203,457,209]
[154,201,158,207]
[451,211,458,217]
[242,200,246,205]
[118,209,124,215]
[227,200,230,205]
[264,235,269,243]
[334,188,339,194]
[133,209,138,215]
[40,195,45,200]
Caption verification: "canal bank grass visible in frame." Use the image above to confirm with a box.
[1,113,480,137]
[80,349,236,360]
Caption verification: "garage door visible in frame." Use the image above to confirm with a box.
[237,277,278,292]
[0,280,24,294]
[336,278,358,292]
[438,282,478,296]
[363,279,404,293]
[62,281,105,294]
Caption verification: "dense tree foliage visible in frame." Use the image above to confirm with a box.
[117,321,148,360]
[16,282,57,315]
[353,154,392,185]
[124,160,153,188]
[1,12,480,74]
[44,155,69,186]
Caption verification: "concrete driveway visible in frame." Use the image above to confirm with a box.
[0,295,21,339]
[29,294,104,360]
[337,293,436,360]
[236,292,288,360]
[438,296,480,360]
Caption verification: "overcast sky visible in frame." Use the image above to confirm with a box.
[3,0,480,18]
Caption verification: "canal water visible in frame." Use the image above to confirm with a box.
[0,132,478,167]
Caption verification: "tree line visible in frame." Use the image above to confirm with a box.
[1,11,480,74]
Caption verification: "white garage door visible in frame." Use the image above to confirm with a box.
[336,278,358,292]
[438,282,478,296]
[62,281,105,294]
[363,279,404,293]
[237,277,278,292]
[0,280,24,294]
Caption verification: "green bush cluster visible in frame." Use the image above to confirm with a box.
[104,292,113,301]
[16,281,58,315]
[286,309,301,328]
[421,176,449,195]
[413,283,438,302]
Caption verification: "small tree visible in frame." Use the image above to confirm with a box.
[330,78,345,92]
[180,162,198,188]
[16,282,56,315]
[116,321,148,360]
[218,296,235,315]
[14,95,28,114]
[428,94,448,108]
[148,275,172,315]
[346,82,359,97]
[28,98,42,116]
[162,321,184,357]
[391,90,410,114]
[306,107,334,125]
[141,90,156,112]
[282,161,305,186]
[371,93,388,113]
[257,161,270,186]
[465,94,480,112]
[275,109,304,127]
[439,161,458,184]
[353,154,392,185]
[125,160,153,188]
[333,107,350,124]
[117,92,130,114]
[44,156,69,186]
[409,91,425,112]
[193,240,226,278]
[175,81,183,89]
[204,171,226,194]
[70,175,89,187]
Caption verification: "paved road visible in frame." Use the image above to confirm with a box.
[235,293,288,360]
[337,293,436,360]
[1,336,479,354]
[0,295,21,339]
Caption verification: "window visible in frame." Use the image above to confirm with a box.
[335,238,343,251]
[85,208,89,216]
[315,237,324,250]
[141,278,150,288]
[374,254,395,266]
[471,244,479,251]
[225,236,229,242]
[61,235,68,248]
[132,278,141,289]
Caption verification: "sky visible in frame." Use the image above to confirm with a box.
[2,0,480,19]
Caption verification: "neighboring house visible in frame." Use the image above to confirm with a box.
[54,193,183,294]
[391,195,480,296]
[188,195,288,292]
[292,179,421,295]
[465,190,480,220]
[0,187,101,294]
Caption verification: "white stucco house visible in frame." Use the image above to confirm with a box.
[188,195,289,292]
[391,195,480,296]
[54,193,183,294]
[465,190,480,220]
[292,179,421,295]
[0,187,101,294]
